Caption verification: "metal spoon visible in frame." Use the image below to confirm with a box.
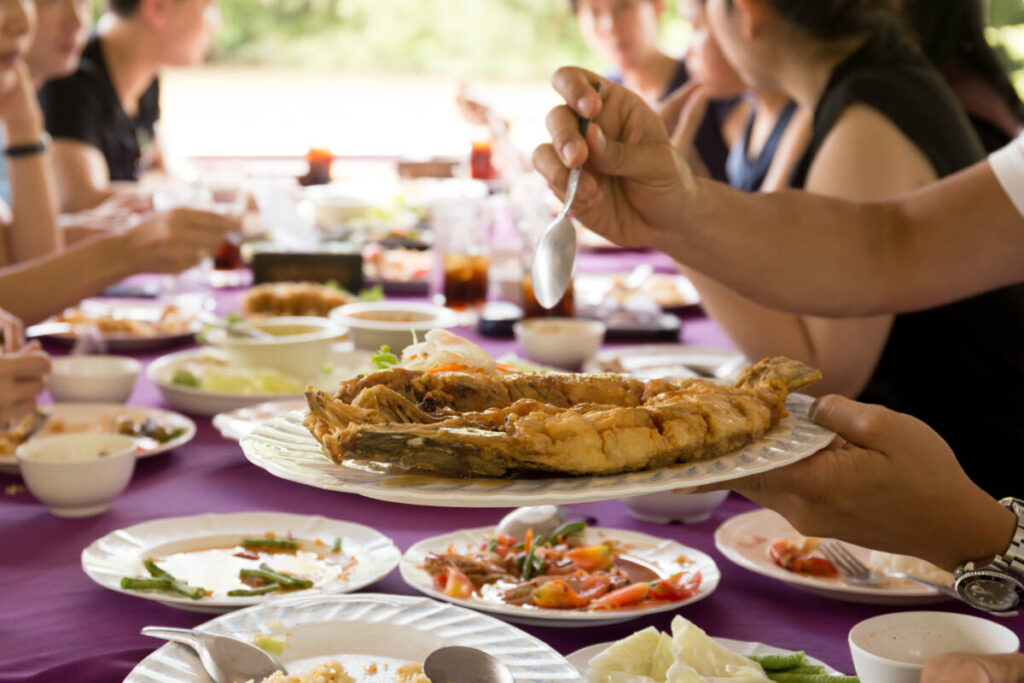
[141,626,285,682]
[424,646,515,683]
[495,505,565,540]
[530,84,601,309]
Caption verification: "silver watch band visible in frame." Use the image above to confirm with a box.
[992,497,1024,576]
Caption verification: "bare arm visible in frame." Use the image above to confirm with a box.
[0,208,239,323]
[0,64,62,265]
[532,67,1024,317]
[49,139,116,213]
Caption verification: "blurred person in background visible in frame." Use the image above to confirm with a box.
[38,0,221,212]
[905,0,1024,153]
[667,0,808,191]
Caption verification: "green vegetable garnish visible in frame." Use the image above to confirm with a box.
[242,538,299,551]
[547,521,586,542]
[171,369,200,387]
[332,538,342,553]
[225,311,244,325]
[252,633,287,656]
[324,279,342,292]
[227,585,280,597]
[359,284,385,302]
[371,345,400,369]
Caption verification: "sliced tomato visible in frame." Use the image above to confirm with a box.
[590,581,650,610]
[564,544,614,572]
[649,571,703,601]
[441,566,475,599]
[532,580,590,609]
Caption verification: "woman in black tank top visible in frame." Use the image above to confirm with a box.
[687,0,1024,497]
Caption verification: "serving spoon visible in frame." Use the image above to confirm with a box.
[530,83,600,309]
[141,626,285,682]
[424,646,515,683]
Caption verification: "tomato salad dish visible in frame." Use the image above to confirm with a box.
[422,521,704,612]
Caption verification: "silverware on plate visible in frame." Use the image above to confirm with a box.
[141,626,285,682]
[820,541,959,600]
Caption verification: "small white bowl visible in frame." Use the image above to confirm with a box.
[330,301,460,352]
[849,611,1020,683]
[513,318,606,369]
[48,355,141,403]
[16,433,138,517]
[624,490,730,524]
[207,316,345,379]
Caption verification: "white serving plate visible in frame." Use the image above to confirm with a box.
[567,638,842,677]
[82,511,401,613]
[240,393,833,507]
[0,403,195,474]
[126,593,580,682]
[212,399,308,441]
[714,508,950,605]
[401,525,718,627]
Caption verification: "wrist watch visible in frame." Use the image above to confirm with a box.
[953,497,1024,617]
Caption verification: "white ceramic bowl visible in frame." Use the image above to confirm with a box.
[330,301,460,352]
[207,316,345,379]
[624,490,730,524]
[513,317,606,369]
[48,355,141,403]
[849,611,1020,683]
[16,433,138,517]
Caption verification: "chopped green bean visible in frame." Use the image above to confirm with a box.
[242,538,299,551]
[227,585,281,597]
[239,564,313,590]
[548,521,586,542]
[331,538,342,553]
[121,577,173,592]
[144,560,207,599]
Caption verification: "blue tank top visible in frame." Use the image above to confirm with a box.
[725,100,797,192]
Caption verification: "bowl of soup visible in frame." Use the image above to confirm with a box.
[206,316,346,379]
[329,302,461,352]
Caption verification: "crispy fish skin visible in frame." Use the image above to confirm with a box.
[303,357,821,478]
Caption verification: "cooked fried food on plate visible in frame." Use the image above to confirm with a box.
[303,331,820,478]
[242,282,359,318]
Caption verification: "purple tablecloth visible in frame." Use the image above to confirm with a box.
[3,255,1022,682]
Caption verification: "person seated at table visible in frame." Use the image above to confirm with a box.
[0,0,62,267]
[37,0,221,213]
[923,653,1024,682]
[905,0,1024,154]
[666,0,809,191]
[0,307,49,424]
[622,0,1024,498]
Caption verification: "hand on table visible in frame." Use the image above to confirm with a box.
[0,340,50,424]
[117,207,240,274]
[531,66,696,249]
[693,394,1017,571]
[922,653,1024,682]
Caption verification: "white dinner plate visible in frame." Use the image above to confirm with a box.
[0,403,195,474]
[212,399,308,441]
[583,345,745,381]
[148,348,372,417]
[41,295,209,351]
[126,593,580,682]
[400,525,719,627]
[239,393,833,507]
[714,508,950,605]
[567,638,842,677]
[82,511,401,613]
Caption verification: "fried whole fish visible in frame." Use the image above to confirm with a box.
[303,357,821,478]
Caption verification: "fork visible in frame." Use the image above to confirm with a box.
[820,541,961,600]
